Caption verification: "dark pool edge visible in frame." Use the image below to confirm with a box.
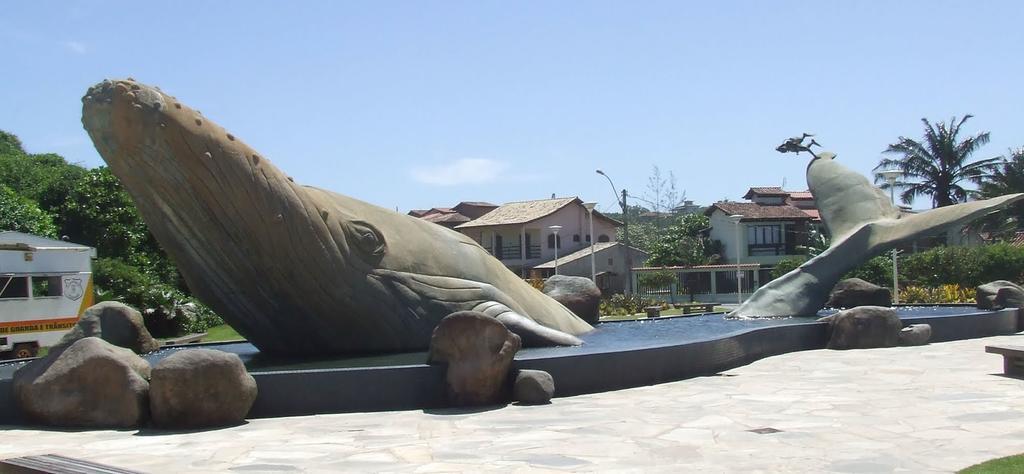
[0,308,1019,423]
[245,307,1022,418]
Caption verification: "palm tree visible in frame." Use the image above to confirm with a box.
[980,148,1024,198]
[874,115,1002,208]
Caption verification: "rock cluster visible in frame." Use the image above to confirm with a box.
[13,303,256,430]
[826,278,891,309]
[428,311,521,406]
[542,275,602,324]
[818,306,901,350]
[55,301,160,354]
[819,306,933,349]
[513,369,555,405]
[976,280,1024,310]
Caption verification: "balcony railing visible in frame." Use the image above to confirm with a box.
[747,243,786,256]
[494,244,541,260]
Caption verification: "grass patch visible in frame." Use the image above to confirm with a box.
[204,324,245,342]
[960,454,1024,473]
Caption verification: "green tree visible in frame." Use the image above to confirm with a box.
[0,130,87,213]
[874,115,1002,208]
[978,148,1024,233]
[646,214,720,266]
[0,184,58,237]
[60,167,175,280]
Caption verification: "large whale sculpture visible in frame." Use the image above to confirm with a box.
[81,79,592,355]
[731,144,1023,318]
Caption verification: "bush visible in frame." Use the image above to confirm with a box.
[900,243,1024,287]
[771,257,806,279]
[599,293,656,316]
[93,258,223,337]
[899,284,974,304]
[845,255,893,287]
[637,271,677,288]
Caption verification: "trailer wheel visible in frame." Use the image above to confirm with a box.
[12,343,38,359]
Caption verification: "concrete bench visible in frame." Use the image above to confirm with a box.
[985,345,1024,377]
[678,303,715,315]
[0,453,142,473]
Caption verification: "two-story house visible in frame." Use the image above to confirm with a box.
[454,197,622,274]
[706,187,815,268]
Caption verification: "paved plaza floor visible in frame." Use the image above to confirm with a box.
[2,334,1024,473]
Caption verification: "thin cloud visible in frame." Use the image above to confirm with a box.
[62,41,87,54]
[410,158,509,186]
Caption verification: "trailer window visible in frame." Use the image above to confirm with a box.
[0,277,29,299]
[32,276,63,297]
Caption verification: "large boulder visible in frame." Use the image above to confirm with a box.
[13,337,151,428]
[55,301,160,354]
[826,278,891,309]
[976,280,1024,310]
[428,311,521,406]
[818,306,901,350]
[542,275,602,324]
[149,349,257,429]
[513,369,555,405]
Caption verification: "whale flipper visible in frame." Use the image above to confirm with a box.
[731,152,1024,319]
[473,301,584,347]
[373,270,584,346]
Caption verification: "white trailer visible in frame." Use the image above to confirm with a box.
[0,231,96,358]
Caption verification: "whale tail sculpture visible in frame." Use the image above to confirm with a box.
[81,79,592,355]
[731,149,1023,319]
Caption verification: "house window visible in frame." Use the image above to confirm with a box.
[607,258,613,265]
[573,234,580,242]
[597,234,610,242]
[586,234,591,242]
[547,234,561,249]
[0,277,29,299]
[748,224,784,255]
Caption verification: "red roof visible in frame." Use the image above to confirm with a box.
[787,191,814,200]
[705,202,812,221]
[743,186,788,199]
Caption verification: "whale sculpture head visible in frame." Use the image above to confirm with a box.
[82,79,591,355]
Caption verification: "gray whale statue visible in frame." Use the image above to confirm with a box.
[81,79,592,355]
[731,151,1024,318]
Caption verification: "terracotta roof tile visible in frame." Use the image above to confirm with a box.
[456,197,578,228]
[706,201,812,221]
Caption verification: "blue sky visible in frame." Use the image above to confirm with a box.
[3,1,1022,213]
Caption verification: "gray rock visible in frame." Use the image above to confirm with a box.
[149,349,257,429]
[542,275,602,324]
[818,306,900,350]
[13,337,151,428]
[827,278,891,309]
[976,280,1024,310]
[899,324,932,346]
[428,311,521,406]
[514,369,555,405]
[55,301,160,354]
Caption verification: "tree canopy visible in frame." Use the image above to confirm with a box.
[874,115,1002,207]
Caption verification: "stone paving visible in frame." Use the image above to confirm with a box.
[3,335,1024,473]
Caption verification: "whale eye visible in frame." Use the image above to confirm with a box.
[344,220,387,258]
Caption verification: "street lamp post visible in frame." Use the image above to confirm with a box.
[549,225,563,275]
[878,169,902,305]
[729,214,743,305]
[596,170,632,295]
[583,202,597,282]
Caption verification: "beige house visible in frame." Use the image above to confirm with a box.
[532,241,649,294]
[454,197,621,275]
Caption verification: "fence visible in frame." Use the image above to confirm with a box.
[632,264,763,304]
